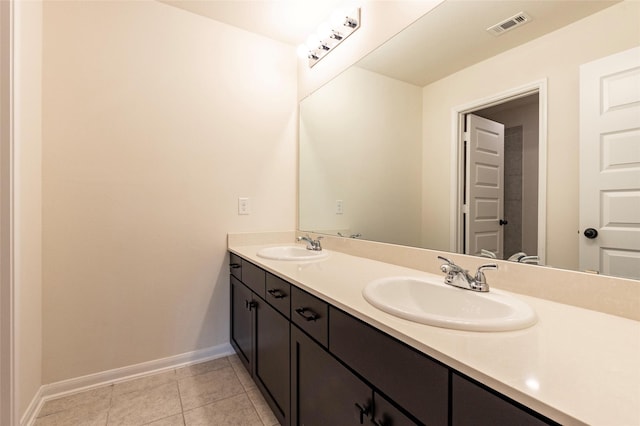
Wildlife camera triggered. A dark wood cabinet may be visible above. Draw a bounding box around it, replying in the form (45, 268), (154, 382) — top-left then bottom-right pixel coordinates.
(372, 392), (417, 426)
(229, 257), (290, 425)
(291, 286), (329, 348)
(291, 325), (372, 426)
(330, 307), (448, 425)
(266, 273), (291, 318)
(230, 275), (254, 373)
(229, 252), (557, 426)
(451, 373), (555, 426)
(255, 296), (290, 425)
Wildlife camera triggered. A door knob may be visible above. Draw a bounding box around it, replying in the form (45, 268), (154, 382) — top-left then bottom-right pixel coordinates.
(584, 228), (598, 239)
(499, 219), (508, 226)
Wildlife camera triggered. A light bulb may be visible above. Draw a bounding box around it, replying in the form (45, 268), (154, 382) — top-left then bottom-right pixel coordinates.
(305, 33), (321, 50)
(296, 44), (310, 59)
(330, 8), (347, 28)
(316, 22), (332, 40)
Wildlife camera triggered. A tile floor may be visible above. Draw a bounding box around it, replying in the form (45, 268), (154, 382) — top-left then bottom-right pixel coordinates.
(34, 354), (279, 426)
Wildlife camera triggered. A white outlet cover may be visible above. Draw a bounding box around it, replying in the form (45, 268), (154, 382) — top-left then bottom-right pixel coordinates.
(238, 197), (250, 215)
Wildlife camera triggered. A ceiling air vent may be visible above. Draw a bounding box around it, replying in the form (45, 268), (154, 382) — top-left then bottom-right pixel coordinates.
(487, 12), (532, 36)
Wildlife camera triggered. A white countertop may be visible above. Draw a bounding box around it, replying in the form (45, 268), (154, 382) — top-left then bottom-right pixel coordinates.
(229, 243), (640, 426)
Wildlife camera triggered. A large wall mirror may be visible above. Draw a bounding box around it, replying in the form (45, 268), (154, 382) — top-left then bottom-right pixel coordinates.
(299, 0), (640, 280)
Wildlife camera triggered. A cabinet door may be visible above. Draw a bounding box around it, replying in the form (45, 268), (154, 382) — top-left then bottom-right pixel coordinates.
(330, 307), (448, 425)
(451, 373), (555, 426)
(230, 276), (254, 374)
(291, 325), (372, 426)
(255, 299), (290, 426)
(372, 392), (417, 426)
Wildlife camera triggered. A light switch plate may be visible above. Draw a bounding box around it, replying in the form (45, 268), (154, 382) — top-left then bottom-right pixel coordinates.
(238, 197), (250, 215)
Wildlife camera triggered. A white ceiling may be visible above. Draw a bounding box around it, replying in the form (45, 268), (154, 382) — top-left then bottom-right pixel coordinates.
(357, 0), (620, 86)
(158, 0), (621, 86)
(158, 0), (353, 46)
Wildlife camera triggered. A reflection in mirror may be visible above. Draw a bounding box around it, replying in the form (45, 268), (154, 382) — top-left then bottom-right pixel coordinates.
(299, 0), (640, 279)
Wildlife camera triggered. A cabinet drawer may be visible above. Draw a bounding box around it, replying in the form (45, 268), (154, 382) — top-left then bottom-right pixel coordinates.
(229, 253), (242, 281)
(241, 260), (265, 299)
(451, 373), (555, 426)
(291, 286), (328, 347)
(329, 307), (448, 425)
(265, 273), (291, 319)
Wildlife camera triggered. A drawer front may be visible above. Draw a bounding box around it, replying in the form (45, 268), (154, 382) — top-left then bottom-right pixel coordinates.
(241, 260), (266, 299)
(291, 286), (328, 347)
(329, 307), (448, 425)
(265, 273), (291, 319)
(229, 253), (242, 281)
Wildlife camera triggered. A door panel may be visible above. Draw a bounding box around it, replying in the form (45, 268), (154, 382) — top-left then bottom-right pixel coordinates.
(579, 46), (640, 279)
(291, 326), (371, 426)
(255, 300), (290, 425)
(230, 277), (253, 373)
(466, 114), (505, 258)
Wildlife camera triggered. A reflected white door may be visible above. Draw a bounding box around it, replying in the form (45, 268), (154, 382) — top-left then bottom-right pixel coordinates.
(579, 46), (640, 279)
(465, 114), (505, 258)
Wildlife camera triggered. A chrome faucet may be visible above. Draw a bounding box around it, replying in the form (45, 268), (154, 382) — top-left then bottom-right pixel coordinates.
(297, 234), (323, 251)
(337, 232), (362, 239)
(437, 256), (497, 292)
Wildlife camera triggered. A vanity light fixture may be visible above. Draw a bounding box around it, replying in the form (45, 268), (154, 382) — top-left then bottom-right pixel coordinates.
(297, 7), (361, 68)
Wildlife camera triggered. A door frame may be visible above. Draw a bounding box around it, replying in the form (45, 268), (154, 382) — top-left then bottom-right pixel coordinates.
(0, 0), (15, 425)
(450, 79), (548, 264)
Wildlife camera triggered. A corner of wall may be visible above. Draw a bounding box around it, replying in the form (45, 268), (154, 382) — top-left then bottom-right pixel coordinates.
(14, 0), (43, 421)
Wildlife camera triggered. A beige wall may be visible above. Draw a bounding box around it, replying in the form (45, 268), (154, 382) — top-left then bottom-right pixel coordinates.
(300, 66), (422, 246)
(14, 0), (43, 419)
(422, 1), (640, 271)
(297, 0), (444, 100)
(41, 0), (296, 383)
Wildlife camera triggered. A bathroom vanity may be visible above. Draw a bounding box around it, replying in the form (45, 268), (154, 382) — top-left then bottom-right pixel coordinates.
(227, 237), (640, 426)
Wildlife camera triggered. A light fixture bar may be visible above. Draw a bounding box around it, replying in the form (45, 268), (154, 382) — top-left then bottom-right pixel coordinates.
(306, 8), (361, 68)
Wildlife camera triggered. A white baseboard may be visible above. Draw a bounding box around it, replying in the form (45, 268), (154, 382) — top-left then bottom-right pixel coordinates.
(21, 342), (234, 426)
(20, 387), (44, 426)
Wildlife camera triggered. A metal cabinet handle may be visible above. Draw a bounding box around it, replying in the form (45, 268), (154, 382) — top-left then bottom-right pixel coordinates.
(295, 307), (319, 321)
(245, 300), (257, 311)
(354, 403), (370, 424)
(230, 263), (241, 269)
(267, 288), (286, 299)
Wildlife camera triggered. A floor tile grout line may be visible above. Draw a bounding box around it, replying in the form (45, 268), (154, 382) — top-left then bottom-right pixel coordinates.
(36, 355), (278, 426)
(245, 391), (271, 426)
(175, 372), (187, 426)
(105, 384), (114, 426)
(230, 363), (269, 425)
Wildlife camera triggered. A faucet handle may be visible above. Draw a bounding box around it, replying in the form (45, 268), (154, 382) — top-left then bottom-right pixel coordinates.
(475, 263), (498, 282)
(437, 255), (455, 265)
(438, 256), (464, 274)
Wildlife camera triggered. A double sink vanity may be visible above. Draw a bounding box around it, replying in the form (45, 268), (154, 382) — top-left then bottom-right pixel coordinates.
(228, 234), (639, 426)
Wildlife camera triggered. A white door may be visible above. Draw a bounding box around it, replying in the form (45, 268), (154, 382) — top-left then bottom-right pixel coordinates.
(579, 46), (640, 279)
(465, 114), (505, 258)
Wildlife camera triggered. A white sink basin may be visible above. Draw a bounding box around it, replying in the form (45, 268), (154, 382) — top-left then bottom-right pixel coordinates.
(363, 276), (536, 332)
(257, 246), (329, 261)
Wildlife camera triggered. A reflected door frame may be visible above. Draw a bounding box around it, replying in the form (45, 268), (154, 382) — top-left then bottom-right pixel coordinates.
(0, 1), (15, 425)
(450, 79), (548, 264)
